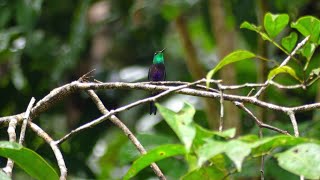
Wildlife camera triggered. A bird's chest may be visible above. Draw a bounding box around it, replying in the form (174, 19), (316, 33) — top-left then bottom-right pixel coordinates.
(149, 64), (165, 81)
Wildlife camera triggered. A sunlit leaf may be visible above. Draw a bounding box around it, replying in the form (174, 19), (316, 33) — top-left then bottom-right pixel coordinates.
(275, 143), (320, 179)
(157, 103), (196, 152)
(267, 66), (301, 82)
(250, 135), (313, 156)
(291, 16), (320, 44)
(181, 166), (226, 180)
(214, 128), (236, 139)
(240, 21), (262, 31)
(197, 140), (226, 166)
(225, 140), (251, 171)
(206, 50), (255, 87)
(282, 32), (298, 52)
(0, 141), (59, 180)
(264, 13), (289, 38)
(123, 144), (186, 180)
(240, 21), (272, 41)
(119, 133), (175, 165)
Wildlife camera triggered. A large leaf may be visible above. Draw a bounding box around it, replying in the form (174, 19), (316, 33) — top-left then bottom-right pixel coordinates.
(0, 141), (59, 180)
(281, 32), (298, 52)
(264, 13), (289, 38)
(225, 140), (251, 171)
(157, 103), (196, 152)
(251, 135), (313, 156)
(197, 139), (251, 171)
(181, 166), (226, 180)
(206, 50), (255, 87)
(267, 65), (301, 82)
(275, 143), (320, 179)
(123, 144), (186, 180)
(197, 140), (226, 166)
(119, 133), (175, 165)
(291, 16), (320, 44)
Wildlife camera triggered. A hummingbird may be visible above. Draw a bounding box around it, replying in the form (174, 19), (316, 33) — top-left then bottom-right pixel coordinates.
(148, 48), (166, 115)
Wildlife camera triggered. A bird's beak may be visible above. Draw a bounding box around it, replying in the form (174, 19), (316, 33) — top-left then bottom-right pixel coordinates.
(160, 48), (166, 53)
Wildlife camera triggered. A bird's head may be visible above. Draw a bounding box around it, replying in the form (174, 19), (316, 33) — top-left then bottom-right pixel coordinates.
(153, 48), (165, 64)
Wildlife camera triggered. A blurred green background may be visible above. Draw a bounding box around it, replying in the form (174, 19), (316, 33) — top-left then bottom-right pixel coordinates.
(0, 0), (320, 179)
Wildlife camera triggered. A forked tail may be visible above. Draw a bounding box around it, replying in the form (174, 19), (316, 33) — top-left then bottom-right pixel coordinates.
(149, 92), (158, 115)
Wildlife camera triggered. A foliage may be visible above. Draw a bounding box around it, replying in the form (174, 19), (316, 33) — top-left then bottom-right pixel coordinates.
(122, 103), (320, 179)
(0, 141), (58, 180)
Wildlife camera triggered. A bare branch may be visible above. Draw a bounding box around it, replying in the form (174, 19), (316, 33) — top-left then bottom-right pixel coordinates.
(19, 97), (36, 145)
(29, 122), (67, 180)
(85, 90), (166, 179)
(234, 102), (290, 135)
(287, 111), (299, 137)
(57, 79), (205, 144)
(3, 118), (18, 177)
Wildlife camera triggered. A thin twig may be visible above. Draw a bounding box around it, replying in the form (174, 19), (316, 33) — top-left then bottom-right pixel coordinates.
(19, 97), (36, 144)
(2, 118), (18, 177)
(259, 128), (265, 180)
(287, 111), (299, 137)
(29, 122), (67, 180)
(218, 85), (224, 132)
(254, 36), (310, 98)
(85, 90), (166, 179)
(234, 102), (290, 135)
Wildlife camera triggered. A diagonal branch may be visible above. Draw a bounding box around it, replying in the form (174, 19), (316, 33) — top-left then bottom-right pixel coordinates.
(85, 89), (166, 179)
(234, 102), (290, 135)
(29, 122), (67, 180)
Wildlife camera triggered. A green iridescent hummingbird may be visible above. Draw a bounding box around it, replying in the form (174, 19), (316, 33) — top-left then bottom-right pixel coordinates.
(148, 49), (166, 115)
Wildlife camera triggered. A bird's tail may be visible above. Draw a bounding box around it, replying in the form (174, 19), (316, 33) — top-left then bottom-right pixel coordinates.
(149, 92), (158, 115)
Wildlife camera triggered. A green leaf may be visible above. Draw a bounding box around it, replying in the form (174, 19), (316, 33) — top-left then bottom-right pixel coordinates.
(123, 144), (186, 180)
(225, 140), (251, 171)
(291, 16), (320, 44)
(281, 32), (298, 52)
(197, 140), (226, 166)
(157, 102), (196, 152)
(119, 133), (175, 165)
(264, 13), (289, 38)
(275, 143), (320, 179)
(0, 141), (59, 180)
(206, 50), (255, 87)
(214, 128), (236, 139)
(181, 166), (226, 180)
(240, 21), (272, 42)
(308, 68), (320, 81)
(251, 135), (313, 156)
(267, 66), (301, 82)
(301, 42), (317, 70)
(197, 139), (250, 171)
(240, 21), (262, 31)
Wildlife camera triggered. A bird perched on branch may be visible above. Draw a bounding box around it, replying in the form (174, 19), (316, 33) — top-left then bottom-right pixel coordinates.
(148, 48), (166, 115)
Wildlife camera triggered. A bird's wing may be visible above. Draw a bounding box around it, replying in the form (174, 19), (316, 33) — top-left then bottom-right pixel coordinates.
(164, 66), (166, 81)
